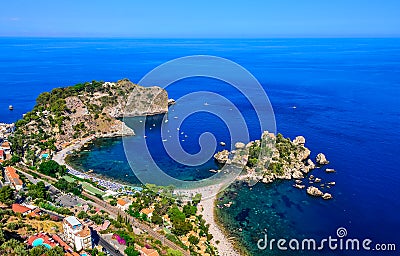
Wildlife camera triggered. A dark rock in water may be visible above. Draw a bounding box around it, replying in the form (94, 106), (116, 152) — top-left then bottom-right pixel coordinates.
(282, 195), (292, 208)
(235, 208), (250, 222)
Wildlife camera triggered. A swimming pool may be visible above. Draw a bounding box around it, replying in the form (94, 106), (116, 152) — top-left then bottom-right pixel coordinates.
(32, 238), (52, 249)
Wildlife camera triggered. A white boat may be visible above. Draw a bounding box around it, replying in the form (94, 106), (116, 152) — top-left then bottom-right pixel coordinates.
(9, 105), (13, 110)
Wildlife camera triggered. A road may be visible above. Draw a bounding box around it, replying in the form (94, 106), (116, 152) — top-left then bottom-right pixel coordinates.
(15, 166), (190, 256)
(91, 228), (122, 256)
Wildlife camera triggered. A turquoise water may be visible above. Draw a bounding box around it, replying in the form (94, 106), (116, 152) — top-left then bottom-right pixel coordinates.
(1, 38), (399, 255)
(32, 238), (51, 249)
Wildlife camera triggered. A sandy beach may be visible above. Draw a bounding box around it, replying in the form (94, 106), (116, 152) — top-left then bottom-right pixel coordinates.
(178, 184), (240, 256)
(199, 194), (239, 256)
(52, 135), (95, 166)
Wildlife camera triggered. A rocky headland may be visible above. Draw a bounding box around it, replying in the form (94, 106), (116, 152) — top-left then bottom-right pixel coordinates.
(9, 79), (169, 164)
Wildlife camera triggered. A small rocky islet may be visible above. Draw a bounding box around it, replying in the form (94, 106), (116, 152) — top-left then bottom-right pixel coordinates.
(214, 131), (336, 201)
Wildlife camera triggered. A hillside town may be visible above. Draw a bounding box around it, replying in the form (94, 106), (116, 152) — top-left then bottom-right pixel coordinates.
(0, 81), (221, 256)
(1, 121), (215, 256)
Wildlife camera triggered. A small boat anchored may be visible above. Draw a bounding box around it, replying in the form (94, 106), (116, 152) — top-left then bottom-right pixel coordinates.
(9, 105), (13, 110)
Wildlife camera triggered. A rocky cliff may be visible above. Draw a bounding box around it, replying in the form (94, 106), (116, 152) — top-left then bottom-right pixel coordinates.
(9, 79), (168, 163)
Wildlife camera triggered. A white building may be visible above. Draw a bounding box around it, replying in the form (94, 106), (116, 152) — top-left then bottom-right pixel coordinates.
(116, 198), (132, 211)
(63, 216), (92, 252)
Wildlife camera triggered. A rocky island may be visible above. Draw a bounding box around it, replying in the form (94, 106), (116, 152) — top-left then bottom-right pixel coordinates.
(8, 79), (169, 164)
(214, 131), (335, 200)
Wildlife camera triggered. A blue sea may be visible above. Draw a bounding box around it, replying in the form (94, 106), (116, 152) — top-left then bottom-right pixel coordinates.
(1, 38), (399, 255)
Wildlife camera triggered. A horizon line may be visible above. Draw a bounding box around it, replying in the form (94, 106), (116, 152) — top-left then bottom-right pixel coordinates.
(1, 35), (400, 39)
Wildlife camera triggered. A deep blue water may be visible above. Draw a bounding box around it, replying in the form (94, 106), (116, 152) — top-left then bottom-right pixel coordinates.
(1, 38), (399, 255)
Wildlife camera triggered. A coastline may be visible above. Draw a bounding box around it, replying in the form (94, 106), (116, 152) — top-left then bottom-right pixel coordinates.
(192, 184), (240, 256)
(213, 188), (251, 256)
(52, 132), (133, 191)
(53, 132), (241, 255)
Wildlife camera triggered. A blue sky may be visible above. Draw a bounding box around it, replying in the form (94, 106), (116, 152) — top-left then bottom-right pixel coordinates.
(1, 0), (399, 37)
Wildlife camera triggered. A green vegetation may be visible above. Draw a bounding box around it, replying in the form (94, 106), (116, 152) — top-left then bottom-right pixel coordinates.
(89, 214), (105, 225)
(87, 248), (107, 256)
(27, 181), (48, 200)
(64, 174), (107, 193)
(188, 235), (200, 245)
(275, 133), (295, 159)
(54, 178), (82, 195)
(247, 141), (261, 167)
(38, 160), (66, 178)
(0, 235), (64, 256)
(0, 186), (14, 206)
(125, 185), (216, 254)
(81, 181), (105, 196)
(9, 79), (136, 163)
(35, 199), (72, 215)
(124, 246), (140, 256)
(167, 249), (184, 256)
(151, 212), (163, 225)
(183, 203), (197, 217)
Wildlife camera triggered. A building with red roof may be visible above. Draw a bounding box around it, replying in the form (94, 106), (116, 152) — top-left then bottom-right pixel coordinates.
(12, 204), (33, 215)
(4, 166), (23, 190)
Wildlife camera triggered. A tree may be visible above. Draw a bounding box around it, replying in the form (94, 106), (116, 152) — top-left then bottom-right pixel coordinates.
(188, 235), (199, 245)
(110, 199), (117, 206)
(168, 206), (185, 223)
(0, 229), (5, 244)
(10, 155), (21, 164)
(124, 246), (140, 256)
(0, 186), (14, 206)
(39, 160), (66, 177)
(27, 181), (47, 199)
(77, 211), (89, 219)
(0, 239), (27, 255)
(89, 214), (104, 225)
(29, 245), (48, 256)
(47, 246), (64, 256)
(54, 178), (82, 195)
(183, 204), (197, 217)
(151, 213), (163, 225)
(167, 248), (183, 256)
(171, 219), (192, 236)
(192, 193), (202, 205)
